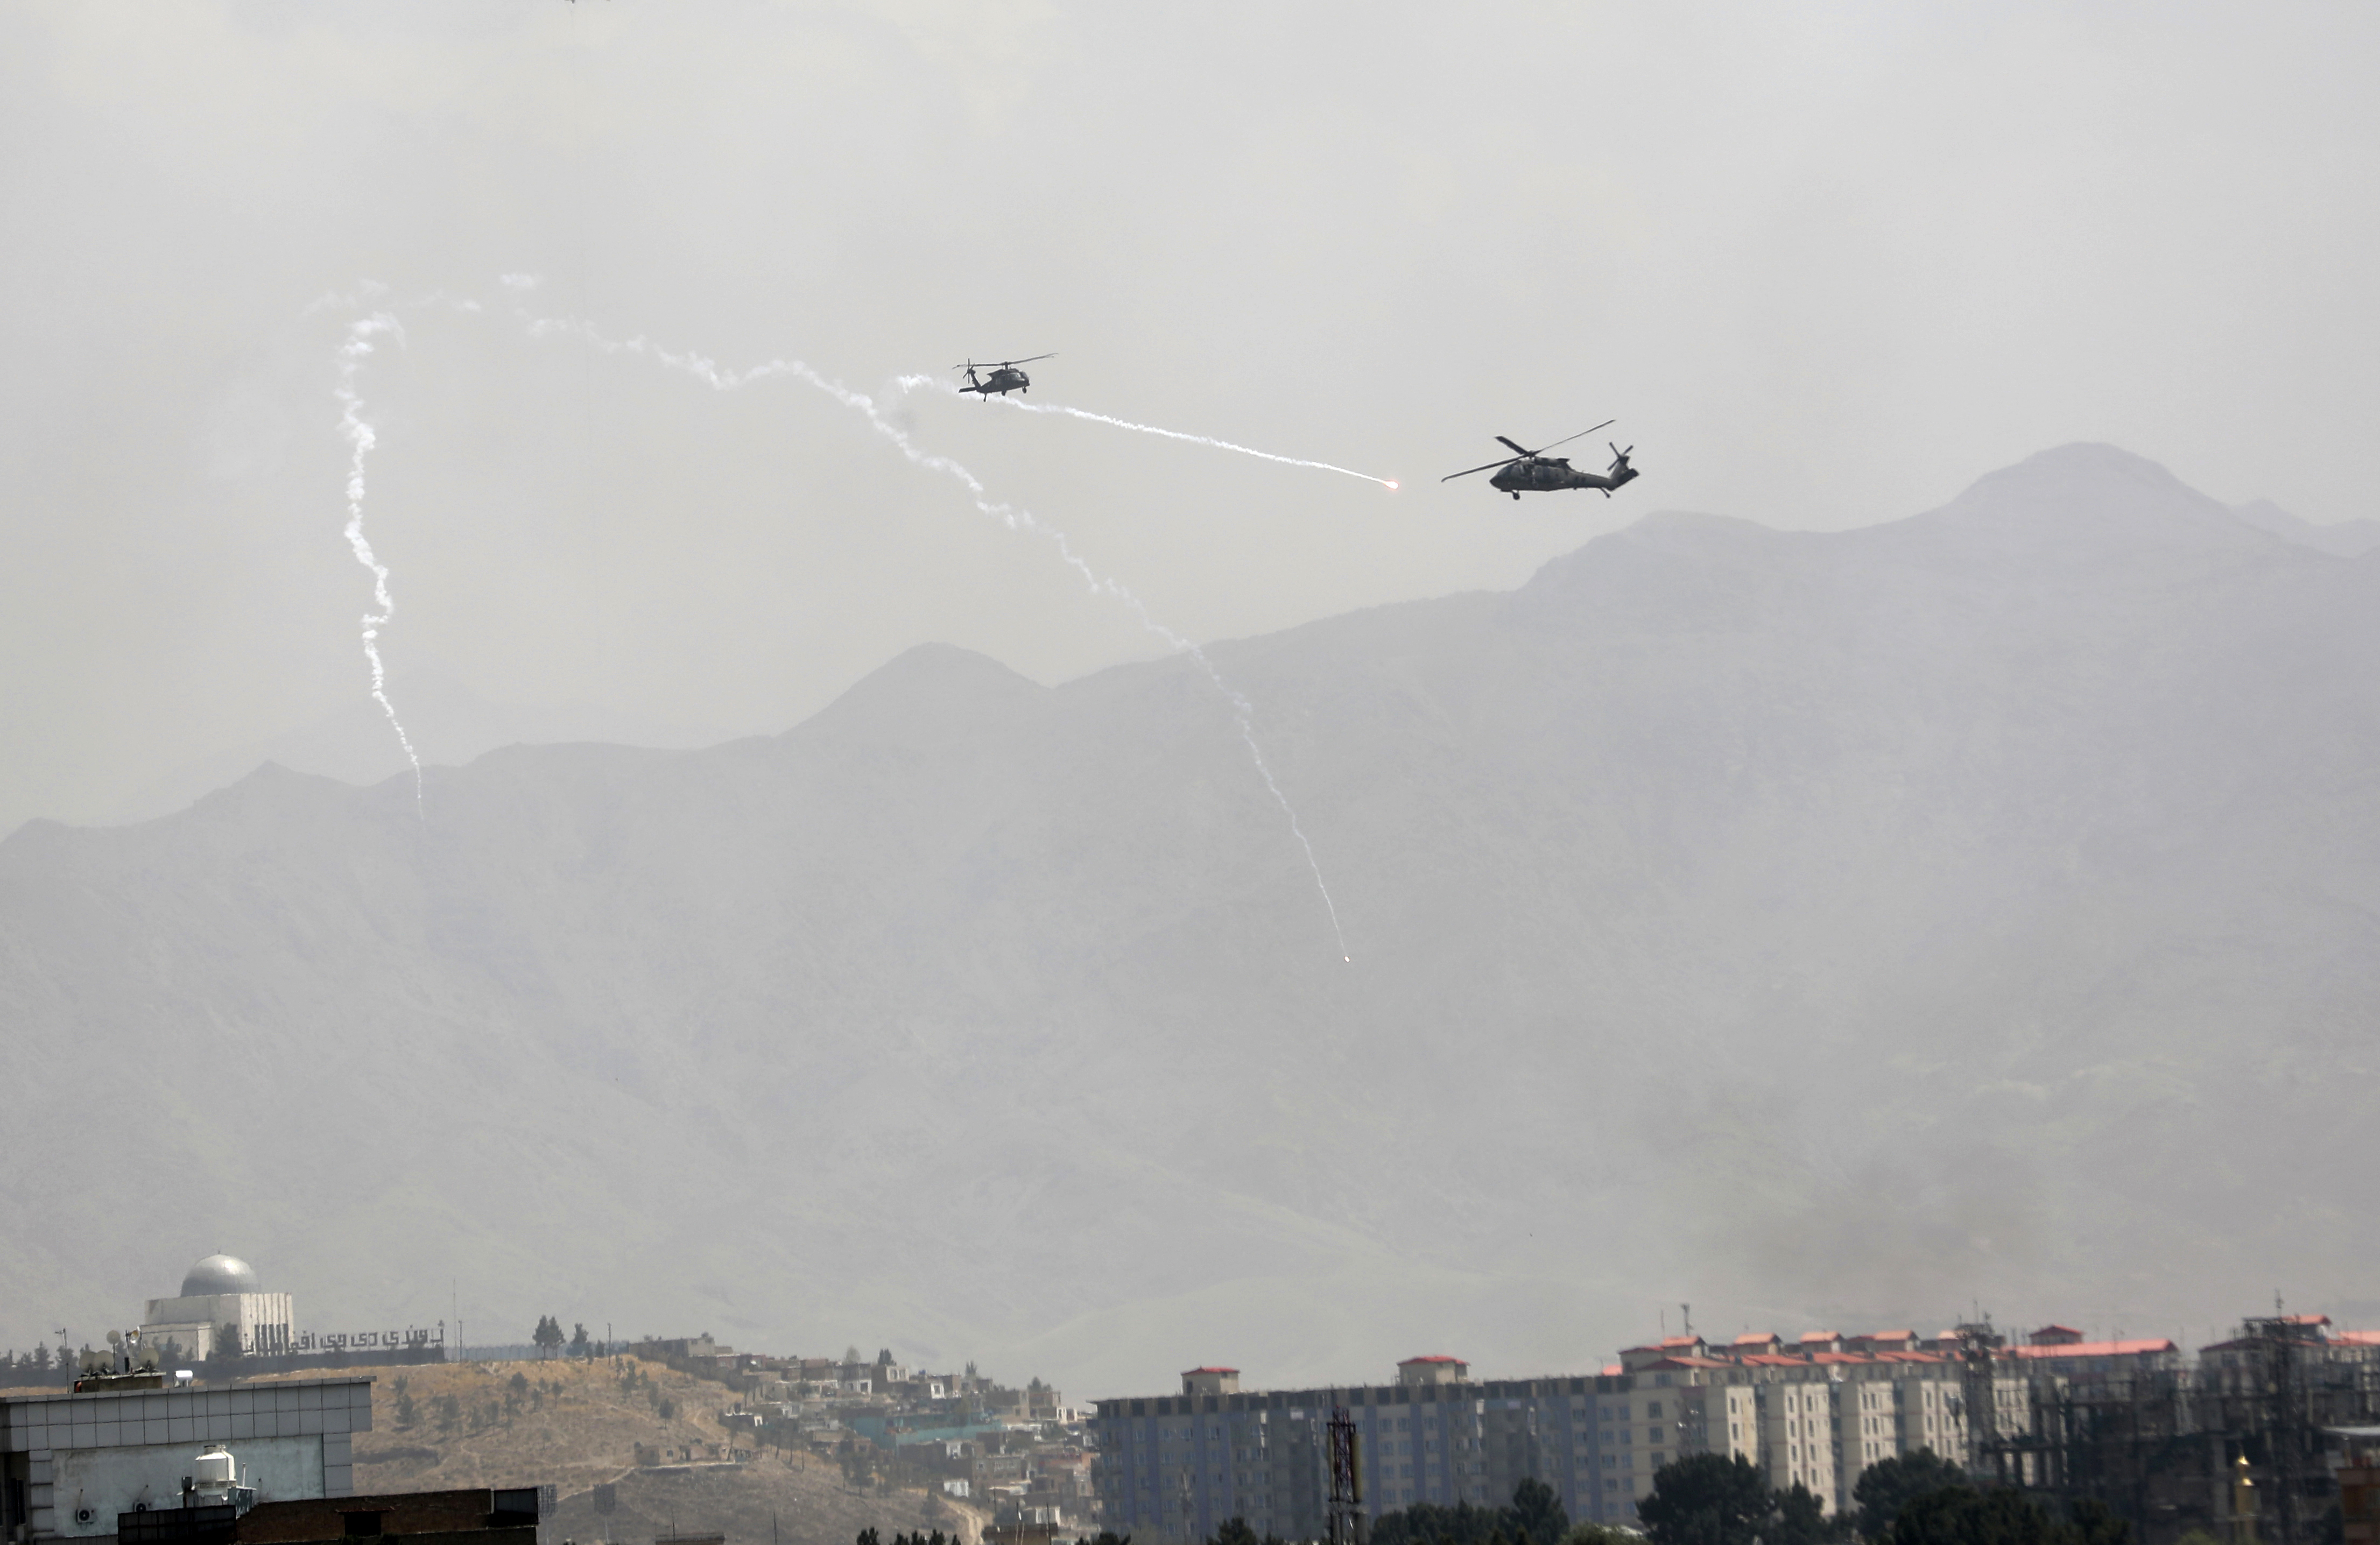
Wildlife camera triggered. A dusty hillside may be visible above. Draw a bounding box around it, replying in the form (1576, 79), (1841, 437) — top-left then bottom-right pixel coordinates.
(242, 1358), (968, 1545)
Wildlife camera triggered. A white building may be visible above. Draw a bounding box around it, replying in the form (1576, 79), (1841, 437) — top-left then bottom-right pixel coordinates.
(137, 1256), (294, 1360)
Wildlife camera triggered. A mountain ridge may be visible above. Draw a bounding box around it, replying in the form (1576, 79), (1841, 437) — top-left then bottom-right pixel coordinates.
(4, 443), (2377, 1396)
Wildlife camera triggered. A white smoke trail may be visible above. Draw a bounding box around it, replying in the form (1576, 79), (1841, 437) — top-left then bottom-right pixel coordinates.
(502, 307), (1352, 959)
(896, 373), (1398, 490)
(331, 310), (425, 814)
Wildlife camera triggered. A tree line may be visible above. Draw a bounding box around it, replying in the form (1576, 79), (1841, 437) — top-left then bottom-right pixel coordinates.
(1172, 1451), (2133, 1545)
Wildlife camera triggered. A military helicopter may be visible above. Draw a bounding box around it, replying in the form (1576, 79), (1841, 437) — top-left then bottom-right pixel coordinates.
(955, 354), (1055, 398)
(1441, 421), (1638, 499)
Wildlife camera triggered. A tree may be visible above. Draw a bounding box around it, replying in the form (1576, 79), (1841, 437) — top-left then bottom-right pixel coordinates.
(210, 1324), (245, 1362)
(2064, 1501), (2130, 1545)
(1212, 1520), (1260, 1545)
(571, 1323), (592, 1358)
(1510, 1478), (1570, 1545)
(1855, 1452), (1969, 1541)
(1885, 1486), (2063, 1545)
(534, 1316), (565, 1358)
(1638, 1454), (1775, 1545)
(1564, 1527), (1640, 1545)
(1776, 1483), (1847, 1545)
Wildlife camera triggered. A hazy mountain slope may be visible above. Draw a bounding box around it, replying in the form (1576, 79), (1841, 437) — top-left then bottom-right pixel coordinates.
(2234, 497), (2380, 558)
(4, 444), (2377, 1395)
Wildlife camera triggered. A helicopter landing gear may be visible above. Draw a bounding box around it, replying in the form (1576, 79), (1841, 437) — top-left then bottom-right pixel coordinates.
(1511, 491), (1521, 500)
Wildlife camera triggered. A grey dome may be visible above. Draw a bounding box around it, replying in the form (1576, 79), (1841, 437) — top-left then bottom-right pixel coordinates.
(179, 1254), (259, 1297)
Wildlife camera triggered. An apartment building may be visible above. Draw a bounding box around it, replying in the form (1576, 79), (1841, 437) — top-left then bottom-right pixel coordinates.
(1618, 1336), (1972, 1516)
(1097, 1322), (2158, 1542)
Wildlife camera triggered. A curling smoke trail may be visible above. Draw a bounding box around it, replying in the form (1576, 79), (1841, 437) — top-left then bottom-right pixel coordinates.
(895, 374), (1398, 490)
(332, 311), (425, 813)
(501, 307), (1352, 958)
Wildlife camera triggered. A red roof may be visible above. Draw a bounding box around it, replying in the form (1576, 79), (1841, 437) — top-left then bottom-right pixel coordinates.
(1733, 1333), (1780, 1346)
(1399, 1354), (1466, 1365)
(1182, 1366), (1240, 1375)
(1799, 1331), (1842, 1342)
(1600, 1365), (1622, 1377)
(2335, 1331), (2380, 1347)
(2004, 1338), (2174, 1360)
(2034, 1324), (2084, 1336)
(1641, 1356), (1731, 1370)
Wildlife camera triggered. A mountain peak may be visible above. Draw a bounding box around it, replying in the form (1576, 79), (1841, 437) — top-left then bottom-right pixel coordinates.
(1904, 442), (2271, 560)
(790, 641), (1047, 747)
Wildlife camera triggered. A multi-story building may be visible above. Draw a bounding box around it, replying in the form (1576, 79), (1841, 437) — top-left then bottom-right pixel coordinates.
(1093, 1314), (2380, 1544)
(1618, 1337), (1972, 1516)
(1089, 1338), (1987, 1543)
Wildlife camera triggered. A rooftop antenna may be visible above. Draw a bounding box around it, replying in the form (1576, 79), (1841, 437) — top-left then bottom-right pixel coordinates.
(1682, 1304), (1693, 1338)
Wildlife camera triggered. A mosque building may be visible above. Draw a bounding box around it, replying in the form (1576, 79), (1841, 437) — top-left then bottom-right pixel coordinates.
(136, 1254), (294, 1359)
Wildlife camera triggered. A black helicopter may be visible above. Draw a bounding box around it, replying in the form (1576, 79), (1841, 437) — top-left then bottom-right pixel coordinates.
(956, 354), (1055, 398)
(1442, 421), (1638, 500)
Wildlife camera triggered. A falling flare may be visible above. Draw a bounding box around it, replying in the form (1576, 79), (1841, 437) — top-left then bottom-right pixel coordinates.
(895, 375), (1398, 490)
(374, 290), (1351, 957)
(331, 311), (425, 815)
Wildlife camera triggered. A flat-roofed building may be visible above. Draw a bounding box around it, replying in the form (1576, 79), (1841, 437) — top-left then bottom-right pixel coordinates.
(1, 1378), (369, 1542)
(1094, 1357), (1650, 1543)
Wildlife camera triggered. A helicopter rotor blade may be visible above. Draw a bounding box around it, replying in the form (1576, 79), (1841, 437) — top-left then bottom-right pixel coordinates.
(1526, 420), (1615, 457)
(1441, 455), (1527, 482)
(991, 353), (1057, 368)
(1495, 436), (1532, 457)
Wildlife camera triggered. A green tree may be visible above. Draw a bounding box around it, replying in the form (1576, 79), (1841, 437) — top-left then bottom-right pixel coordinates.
(1371, 1499), (1500, 1545)
(1776, 1483), (1846, 1545)
(1564, 1526), (1641, 1545)
(2065, 1500), (2130, 1545)
(1639, 1453), (1775, 1545)
(1886, 1486), (2058, 1545)
(1855, 1452), (1969, 1541)
(210, 1324), (245, 1363)
(1510, 1478), (1570, 1545)
(571, 1323), (592, 1358)
(1211, 1519), (1260, 1545)
(534, 1316), (565, 1358)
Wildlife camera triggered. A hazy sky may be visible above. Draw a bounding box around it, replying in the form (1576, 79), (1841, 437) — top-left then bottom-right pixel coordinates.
(4, 1), (2375, 836)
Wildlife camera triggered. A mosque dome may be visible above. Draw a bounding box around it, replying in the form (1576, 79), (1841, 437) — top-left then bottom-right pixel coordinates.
(179, 1254), (260, 1297)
